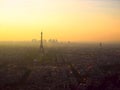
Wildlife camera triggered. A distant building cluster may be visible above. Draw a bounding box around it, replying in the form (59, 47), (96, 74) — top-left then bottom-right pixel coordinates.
(32, 39), (59, 44)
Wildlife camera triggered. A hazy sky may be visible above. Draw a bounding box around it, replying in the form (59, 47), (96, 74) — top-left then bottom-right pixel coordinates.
(0, 0), (120, 42)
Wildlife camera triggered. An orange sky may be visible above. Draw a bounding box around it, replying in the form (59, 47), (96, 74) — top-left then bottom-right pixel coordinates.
(0, 0), (120, 42)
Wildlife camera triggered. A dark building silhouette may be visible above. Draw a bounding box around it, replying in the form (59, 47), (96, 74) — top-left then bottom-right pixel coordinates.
(40, 32), (44, 55)
(100, 42), (102, 48)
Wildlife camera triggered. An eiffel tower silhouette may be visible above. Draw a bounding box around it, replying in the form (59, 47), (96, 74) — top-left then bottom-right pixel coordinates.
(40, 32), (44, 55)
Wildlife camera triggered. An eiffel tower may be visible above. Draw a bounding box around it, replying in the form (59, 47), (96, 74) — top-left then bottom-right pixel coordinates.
(40, 32), (44, 55)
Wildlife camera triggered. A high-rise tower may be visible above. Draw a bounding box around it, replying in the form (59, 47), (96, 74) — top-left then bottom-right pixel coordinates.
(40, 32), (44, 55)
(100, 42), (102, 48)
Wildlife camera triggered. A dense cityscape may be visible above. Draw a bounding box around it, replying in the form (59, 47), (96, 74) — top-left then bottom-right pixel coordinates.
(0, 41), (120, 90)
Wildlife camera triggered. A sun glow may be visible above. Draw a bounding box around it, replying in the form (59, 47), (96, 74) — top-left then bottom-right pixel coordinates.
(0, 0), (120, 42)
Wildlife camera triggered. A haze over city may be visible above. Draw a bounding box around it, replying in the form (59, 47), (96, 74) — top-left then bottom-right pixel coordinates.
(0, 1), (120, 90)
(0, 0), (120, 42)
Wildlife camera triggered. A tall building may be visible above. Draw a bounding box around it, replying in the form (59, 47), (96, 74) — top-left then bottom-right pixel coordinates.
(40, 32), (44, 55)
(100, 42), (102, 48)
